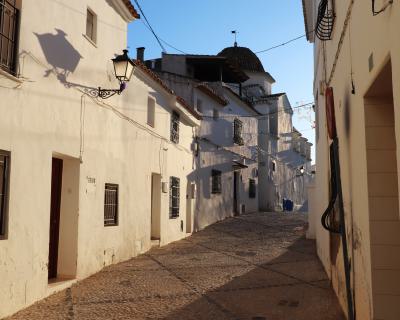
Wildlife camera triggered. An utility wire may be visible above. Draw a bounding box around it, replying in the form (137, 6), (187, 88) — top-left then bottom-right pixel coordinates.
(200, 102), (314, 119)
(133, 0), (167, 53)
(255, 30), (314, 55)
(140, 20), (188, 54)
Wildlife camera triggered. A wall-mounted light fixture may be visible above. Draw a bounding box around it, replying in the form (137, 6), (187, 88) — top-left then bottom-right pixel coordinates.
(98, 50), (135, 99)
(296, 166), (305, 177)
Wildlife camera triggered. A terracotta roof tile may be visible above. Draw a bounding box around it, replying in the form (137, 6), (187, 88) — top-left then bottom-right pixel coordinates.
(122, 0), (140, 19)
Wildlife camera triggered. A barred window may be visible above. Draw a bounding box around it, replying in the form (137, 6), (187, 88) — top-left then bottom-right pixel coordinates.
(211, 170), (222, 194)
(104, 184), (118, 226)
(233, 118), (244, 145)
(170, 111), (180, 144)
(0, 0), (20, 75)
(169, 177), (180, 219)
(249, 179), (256, 198)
(0, 150), (10, 237)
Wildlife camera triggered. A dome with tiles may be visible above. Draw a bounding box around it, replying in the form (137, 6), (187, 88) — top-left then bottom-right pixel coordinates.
(218, 45), (265, 73)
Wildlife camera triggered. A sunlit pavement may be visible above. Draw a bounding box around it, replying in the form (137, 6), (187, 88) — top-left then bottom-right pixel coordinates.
(7, 212), (345, 320)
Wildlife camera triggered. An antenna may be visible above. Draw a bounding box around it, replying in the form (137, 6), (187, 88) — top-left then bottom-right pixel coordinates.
(231, 30), (238, 47)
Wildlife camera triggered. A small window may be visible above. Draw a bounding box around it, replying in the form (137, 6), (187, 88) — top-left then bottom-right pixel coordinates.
(213, 108), (219, 120)
(0, 150), (10, 238)
(272, 161), (276, 172)
(86, 8), (97, 43)
(147, 97), (155, 127)
(196, 99), (203, 113)
(249, 179), (256, 198)
(170, 111), (180, 144)
(211, 170), (222, 194)
(104, 183), (118, 226)
(169, 177), (180, 219)
(233, 118), (244, 145)
(0, 0), (20, 75)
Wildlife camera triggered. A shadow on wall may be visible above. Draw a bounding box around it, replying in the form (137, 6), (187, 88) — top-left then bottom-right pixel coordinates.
(187, 142), (247, 231)
(34, 29), (82, 79)
(31, 28), (101, 96)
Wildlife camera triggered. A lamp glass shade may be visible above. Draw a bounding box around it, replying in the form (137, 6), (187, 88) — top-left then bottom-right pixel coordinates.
(112, 50), (134, 82)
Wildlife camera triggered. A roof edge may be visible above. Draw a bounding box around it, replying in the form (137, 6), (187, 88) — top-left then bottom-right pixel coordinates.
(110, 0), (140, 22)
(132, 59), (202, 121)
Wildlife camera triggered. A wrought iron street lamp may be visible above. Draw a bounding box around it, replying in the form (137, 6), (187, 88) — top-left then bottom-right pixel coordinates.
(98, 50), (135, 99)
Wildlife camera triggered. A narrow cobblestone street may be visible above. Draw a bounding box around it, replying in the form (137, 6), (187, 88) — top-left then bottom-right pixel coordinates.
(7, 212), (344, 320)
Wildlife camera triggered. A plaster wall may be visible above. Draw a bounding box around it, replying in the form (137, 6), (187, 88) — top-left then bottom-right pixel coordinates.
(306, 0), (400, 318)
(0, 1), (198, 317)
(255, 95), (311, 211)
(193, 88), (259, 230)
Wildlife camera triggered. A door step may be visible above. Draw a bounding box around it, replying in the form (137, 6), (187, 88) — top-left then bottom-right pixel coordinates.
(151, 239), (160, 248)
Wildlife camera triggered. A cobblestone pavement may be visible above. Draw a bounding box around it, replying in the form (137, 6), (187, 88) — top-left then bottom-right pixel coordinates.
(7, 212), (345, 320)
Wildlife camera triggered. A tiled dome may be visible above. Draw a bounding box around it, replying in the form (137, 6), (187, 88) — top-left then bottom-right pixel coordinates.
(218, 46), (265, 73)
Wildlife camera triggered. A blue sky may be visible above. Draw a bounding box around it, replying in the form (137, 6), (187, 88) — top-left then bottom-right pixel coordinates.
(127, 0), (315, 160)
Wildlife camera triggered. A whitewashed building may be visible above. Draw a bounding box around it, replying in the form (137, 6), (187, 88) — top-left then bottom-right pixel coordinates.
(0, 1), (201, 318)
(145, 53), (260, 230)
(217, 45), (313, 212)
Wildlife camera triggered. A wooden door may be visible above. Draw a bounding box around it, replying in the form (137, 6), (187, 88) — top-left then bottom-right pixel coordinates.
(48, 158), (63, 279)
(233, 172), (239, 216)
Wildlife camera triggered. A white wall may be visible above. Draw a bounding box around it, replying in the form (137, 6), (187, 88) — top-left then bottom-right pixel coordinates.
(0, 1), (198, 317)
(193, 87), (259, 230)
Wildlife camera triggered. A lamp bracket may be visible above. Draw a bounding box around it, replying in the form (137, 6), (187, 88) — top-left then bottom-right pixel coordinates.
(97, 82), (126, 99)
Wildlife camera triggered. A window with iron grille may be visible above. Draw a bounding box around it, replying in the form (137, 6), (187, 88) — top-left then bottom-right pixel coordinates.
(233, 118), (244, 145)
(0, 150), (10, 238)
(104, 183), (118, 226)
(249, 179), (256, 198)
(86, 8), (97, 43)
(169, 177), (180, 219)
(170, 111), (180, 143)
(0, 0), (20, 75)
(211, 170), (222, 194)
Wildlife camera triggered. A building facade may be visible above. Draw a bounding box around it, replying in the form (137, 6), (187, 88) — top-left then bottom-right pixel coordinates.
(0, 1), (200, 317)
(303, 0), (400, 319)
(217, 45), (313, 212)
(144, 53), (259, 231)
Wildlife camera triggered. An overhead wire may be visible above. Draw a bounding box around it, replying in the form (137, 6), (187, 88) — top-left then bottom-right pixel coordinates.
(140, 20), (188, 54)
(200, 102), (314, 119)
(133, 0), (168, 53)
(255, 30), (315, 55)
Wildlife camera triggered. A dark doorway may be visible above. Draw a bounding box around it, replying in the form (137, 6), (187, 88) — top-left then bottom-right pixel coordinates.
(48, 158), (63, 279)
(234, 171), (239, 216)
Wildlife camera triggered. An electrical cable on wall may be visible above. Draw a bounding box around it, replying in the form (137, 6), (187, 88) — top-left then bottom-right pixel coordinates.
(372, 0), (393, 15)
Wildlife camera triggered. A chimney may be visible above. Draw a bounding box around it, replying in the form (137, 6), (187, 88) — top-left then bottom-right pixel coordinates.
(136, 47), (145, 62)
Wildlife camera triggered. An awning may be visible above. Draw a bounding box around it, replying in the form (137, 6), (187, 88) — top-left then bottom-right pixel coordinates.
(232, 160), (248, 169)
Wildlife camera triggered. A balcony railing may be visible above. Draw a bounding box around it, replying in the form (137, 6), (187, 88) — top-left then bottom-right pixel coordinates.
(315, 0), (335, 41)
